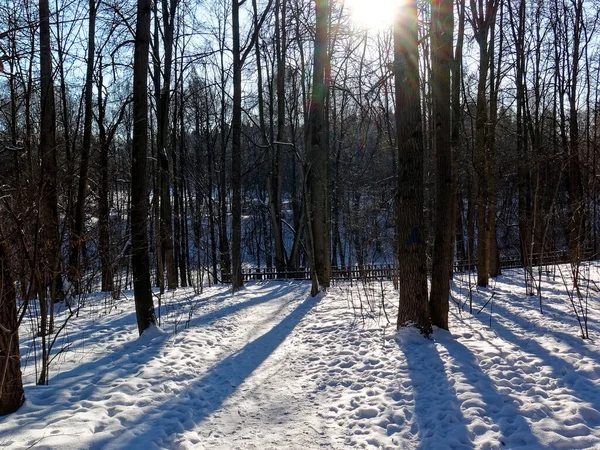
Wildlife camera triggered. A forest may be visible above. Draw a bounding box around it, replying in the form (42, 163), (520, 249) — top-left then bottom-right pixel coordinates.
(0, 0), (600, 446)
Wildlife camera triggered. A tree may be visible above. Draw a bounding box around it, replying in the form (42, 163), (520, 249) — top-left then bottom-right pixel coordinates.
(452, 0), (466, 272)
(96, 58), (129, 295)
(306, 0), (331, 293)
(155, 0), (179, 292)
(566, 0), (584, 266)
(131, 0), (157, 335)
(507, 0), (530, 292)
(0, 236), (24, 415)
(38, 0), (60, 384)
(267, 0), (287, 275)
(429, 0), (454, 330)
(469, 0), (499, 288)
(230, 0), (272, 290)
(69, 0), (97, 290)
(394, 0), (432, 334)
(486, 1), (502, 279)
(231, 0), (243, 290)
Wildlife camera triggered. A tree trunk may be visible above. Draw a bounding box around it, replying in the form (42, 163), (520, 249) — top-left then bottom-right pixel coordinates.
(39, 0), (60, 367)
(0, 238), (25, 415)
(471, 0), (497, 287)
(97, 62), (114, 294)
(157, 0), (179, 291)
(269, 0), (287, 274)
(429, 0), (454, 330)
(69, 0), (96, 289)
(55, 6), (74, 262)
(131, 0), (157, 335)
(487, 4), (502, 278)
(176, 68), (188, 288)
(394, 0), (432, 335)
(218, 26), (231, 282)
(452, 0), (466, 271)
(568, 0), (584, 264)
(307, 0), (330, 291)
(203, 90), (219, 282)
(152, 0), (163, 291)
(466, 172), (476, 266)
(508, 0), (533, 293)
(231, 0), (244, 290)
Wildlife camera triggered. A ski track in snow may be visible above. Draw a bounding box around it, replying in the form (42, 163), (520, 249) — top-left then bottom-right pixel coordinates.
(1, 266), (600, 449)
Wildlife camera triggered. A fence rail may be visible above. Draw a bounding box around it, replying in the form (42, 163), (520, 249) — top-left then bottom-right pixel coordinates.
(222, 248), (597, 283)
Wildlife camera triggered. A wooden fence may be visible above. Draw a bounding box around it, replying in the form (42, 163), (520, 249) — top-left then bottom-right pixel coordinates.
(222, 248), (597, 283)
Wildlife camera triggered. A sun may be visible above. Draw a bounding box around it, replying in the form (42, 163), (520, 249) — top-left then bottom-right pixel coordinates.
(343, 0), (398, 31)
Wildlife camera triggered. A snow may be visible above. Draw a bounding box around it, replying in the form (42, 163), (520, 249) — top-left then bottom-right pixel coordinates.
(1, 266), (600, 449)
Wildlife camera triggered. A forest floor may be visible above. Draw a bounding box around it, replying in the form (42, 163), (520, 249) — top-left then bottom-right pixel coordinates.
(1, 264), (600, 449)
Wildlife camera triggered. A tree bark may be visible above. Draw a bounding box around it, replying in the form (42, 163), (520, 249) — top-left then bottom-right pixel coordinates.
(38, 0), (60, 381)
(0, 238), (25, 416)
(307, 0), (331, 291)
(429, 0), (454, 330)
(131, 0), (157, 335)
(231, 0), (244, 290)
(487, 4), (502, 278)
(470, 0), (497, 287)
(394, 0), (432, 335)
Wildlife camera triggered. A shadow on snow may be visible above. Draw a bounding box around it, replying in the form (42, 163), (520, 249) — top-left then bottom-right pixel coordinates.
(89, 291), (321, 449)
(396, 334), (474, 449)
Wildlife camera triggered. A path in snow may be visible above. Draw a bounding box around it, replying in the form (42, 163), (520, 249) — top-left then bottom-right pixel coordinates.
(1, 283), (335, 449)
(1, 266), (600, 449)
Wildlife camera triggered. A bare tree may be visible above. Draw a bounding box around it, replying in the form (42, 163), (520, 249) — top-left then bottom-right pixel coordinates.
(231, 0), (272, 290)
(69, 0), (97, 290)
(38, 0), (61, 384)
(0, 234), (24, 415)
(231, 0), (243, 290)
(394, 0), (432, 334)
(469, 0), (499, 287)
(131, 0), (157, 334)
(306, 0), (331, 293)
(429, 0), (454, 330)
(156, 0), (179, 291)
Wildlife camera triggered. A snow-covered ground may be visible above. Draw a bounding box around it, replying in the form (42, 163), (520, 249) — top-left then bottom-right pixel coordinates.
(1, 265), (600, 449)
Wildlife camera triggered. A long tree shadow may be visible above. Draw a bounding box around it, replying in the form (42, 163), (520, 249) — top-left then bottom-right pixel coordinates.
(1, 283), (301, 439)
(53, 283), (293, 383)
(186, 282), (299, 329)
(0, 325), (171, 447)
(475, 299), (600, 412)
(53, 283), (282, 356)
(493, 271), (600, 316)
(17, 298), (159, 390)
(434, 331), (543, 449)
(89, 292), (322, 449)
(475, 288), (600, 361)
(396, 333), (473, 449)
(453, 278), (599, 359)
